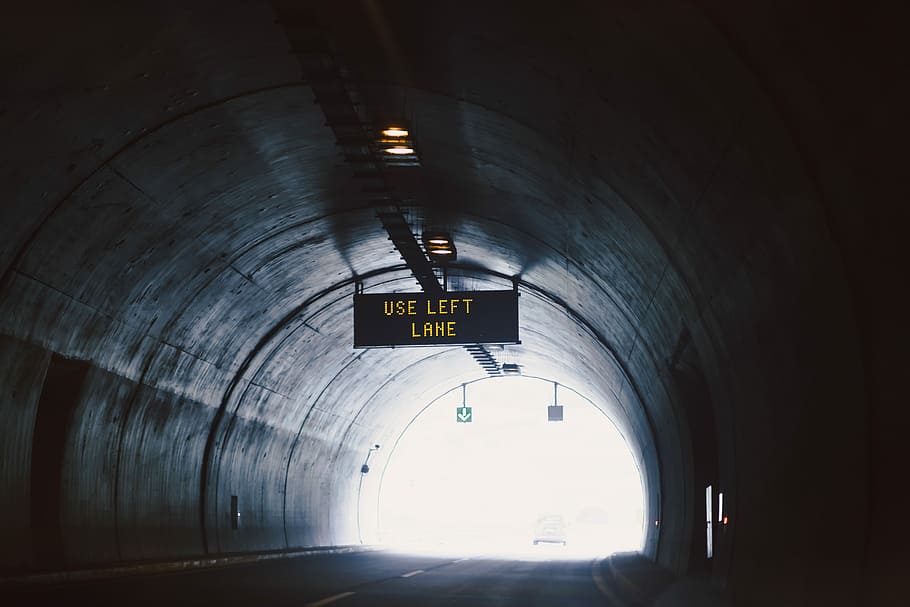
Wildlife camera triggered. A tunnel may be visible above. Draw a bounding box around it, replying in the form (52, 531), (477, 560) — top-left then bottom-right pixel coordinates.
(0, 1), (906, 606)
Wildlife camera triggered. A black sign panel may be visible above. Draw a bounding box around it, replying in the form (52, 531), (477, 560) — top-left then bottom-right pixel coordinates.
(354, 290), (519, 347)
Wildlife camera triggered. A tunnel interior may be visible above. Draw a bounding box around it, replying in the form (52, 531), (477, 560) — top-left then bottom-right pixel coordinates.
(1, 2), (906, 606)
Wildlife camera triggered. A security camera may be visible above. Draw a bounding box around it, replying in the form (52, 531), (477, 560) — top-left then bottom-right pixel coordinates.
(374, 444), (381, 449)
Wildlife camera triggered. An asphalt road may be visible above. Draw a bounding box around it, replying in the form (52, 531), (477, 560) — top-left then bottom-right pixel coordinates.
(7, 549), (619, 606)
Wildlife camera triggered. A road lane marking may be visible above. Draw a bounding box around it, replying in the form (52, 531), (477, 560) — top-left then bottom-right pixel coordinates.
(400, 569), (425, 578)
(305, 591), (356, 606)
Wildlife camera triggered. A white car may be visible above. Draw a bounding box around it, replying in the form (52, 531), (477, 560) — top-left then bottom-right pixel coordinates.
(533, 514), (567, 545)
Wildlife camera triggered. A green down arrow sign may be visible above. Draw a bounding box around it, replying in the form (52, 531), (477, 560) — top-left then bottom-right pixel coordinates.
(456, 406), (472, 423)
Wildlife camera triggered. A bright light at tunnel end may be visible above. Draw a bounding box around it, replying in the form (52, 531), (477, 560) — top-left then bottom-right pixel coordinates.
(370, 376), (646, 559)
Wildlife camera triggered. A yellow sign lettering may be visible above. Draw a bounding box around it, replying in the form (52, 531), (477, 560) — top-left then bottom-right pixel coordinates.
(425, 298), (477, 315)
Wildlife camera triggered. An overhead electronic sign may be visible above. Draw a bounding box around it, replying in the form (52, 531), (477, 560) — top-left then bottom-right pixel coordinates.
(353, 290), (519, 347)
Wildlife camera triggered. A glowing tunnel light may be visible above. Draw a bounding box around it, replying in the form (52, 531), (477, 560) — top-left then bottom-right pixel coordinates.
(375, 122), (419, 165)
(423, 232), (456, 262)
(381, 127), (409, 137)
(384, 145), (415, 155)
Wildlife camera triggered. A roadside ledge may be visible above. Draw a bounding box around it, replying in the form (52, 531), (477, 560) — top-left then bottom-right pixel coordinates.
(0, 544), (384, 589)
(594, 552), (730, 607)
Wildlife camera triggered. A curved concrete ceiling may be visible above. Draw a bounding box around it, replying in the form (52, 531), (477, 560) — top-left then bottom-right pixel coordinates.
(1, 1), (905, 605)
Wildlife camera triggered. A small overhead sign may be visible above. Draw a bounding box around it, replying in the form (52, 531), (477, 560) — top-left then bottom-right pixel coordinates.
(353, 290), (519, 347)
(547, 405), (564, 422)
(456, 406), (473, 423)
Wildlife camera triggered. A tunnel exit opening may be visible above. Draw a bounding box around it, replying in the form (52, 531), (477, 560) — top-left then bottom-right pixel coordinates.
(372, 376), (646, 557)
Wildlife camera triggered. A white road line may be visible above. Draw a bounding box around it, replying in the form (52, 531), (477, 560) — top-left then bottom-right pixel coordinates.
(400, 569), (425, 578)
(305, 591), (356, 606)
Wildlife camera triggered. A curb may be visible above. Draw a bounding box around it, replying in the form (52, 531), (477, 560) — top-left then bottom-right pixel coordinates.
(604, 554), (649, 605)
(1, 544), (384, 589)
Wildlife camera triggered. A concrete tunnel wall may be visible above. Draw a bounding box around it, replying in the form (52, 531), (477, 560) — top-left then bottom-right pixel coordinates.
(1, 1), (904, 605)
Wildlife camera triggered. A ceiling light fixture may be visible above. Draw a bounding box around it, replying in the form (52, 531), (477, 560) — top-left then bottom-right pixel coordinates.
(381, 127), (409, 137)
(423, 231), (456, 262)
(375, 122), (419, 166)
(384, 146), (415, 155)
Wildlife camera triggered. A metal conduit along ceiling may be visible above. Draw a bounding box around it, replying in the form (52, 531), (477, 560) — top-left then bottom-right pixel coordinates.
(0, 1), (905, 606)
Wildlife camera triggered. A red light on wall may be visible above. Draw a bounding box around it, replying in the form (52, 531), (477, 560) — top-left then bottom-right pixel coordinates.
(655, 520), (660, 526)
(722, 516), (729, 525)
